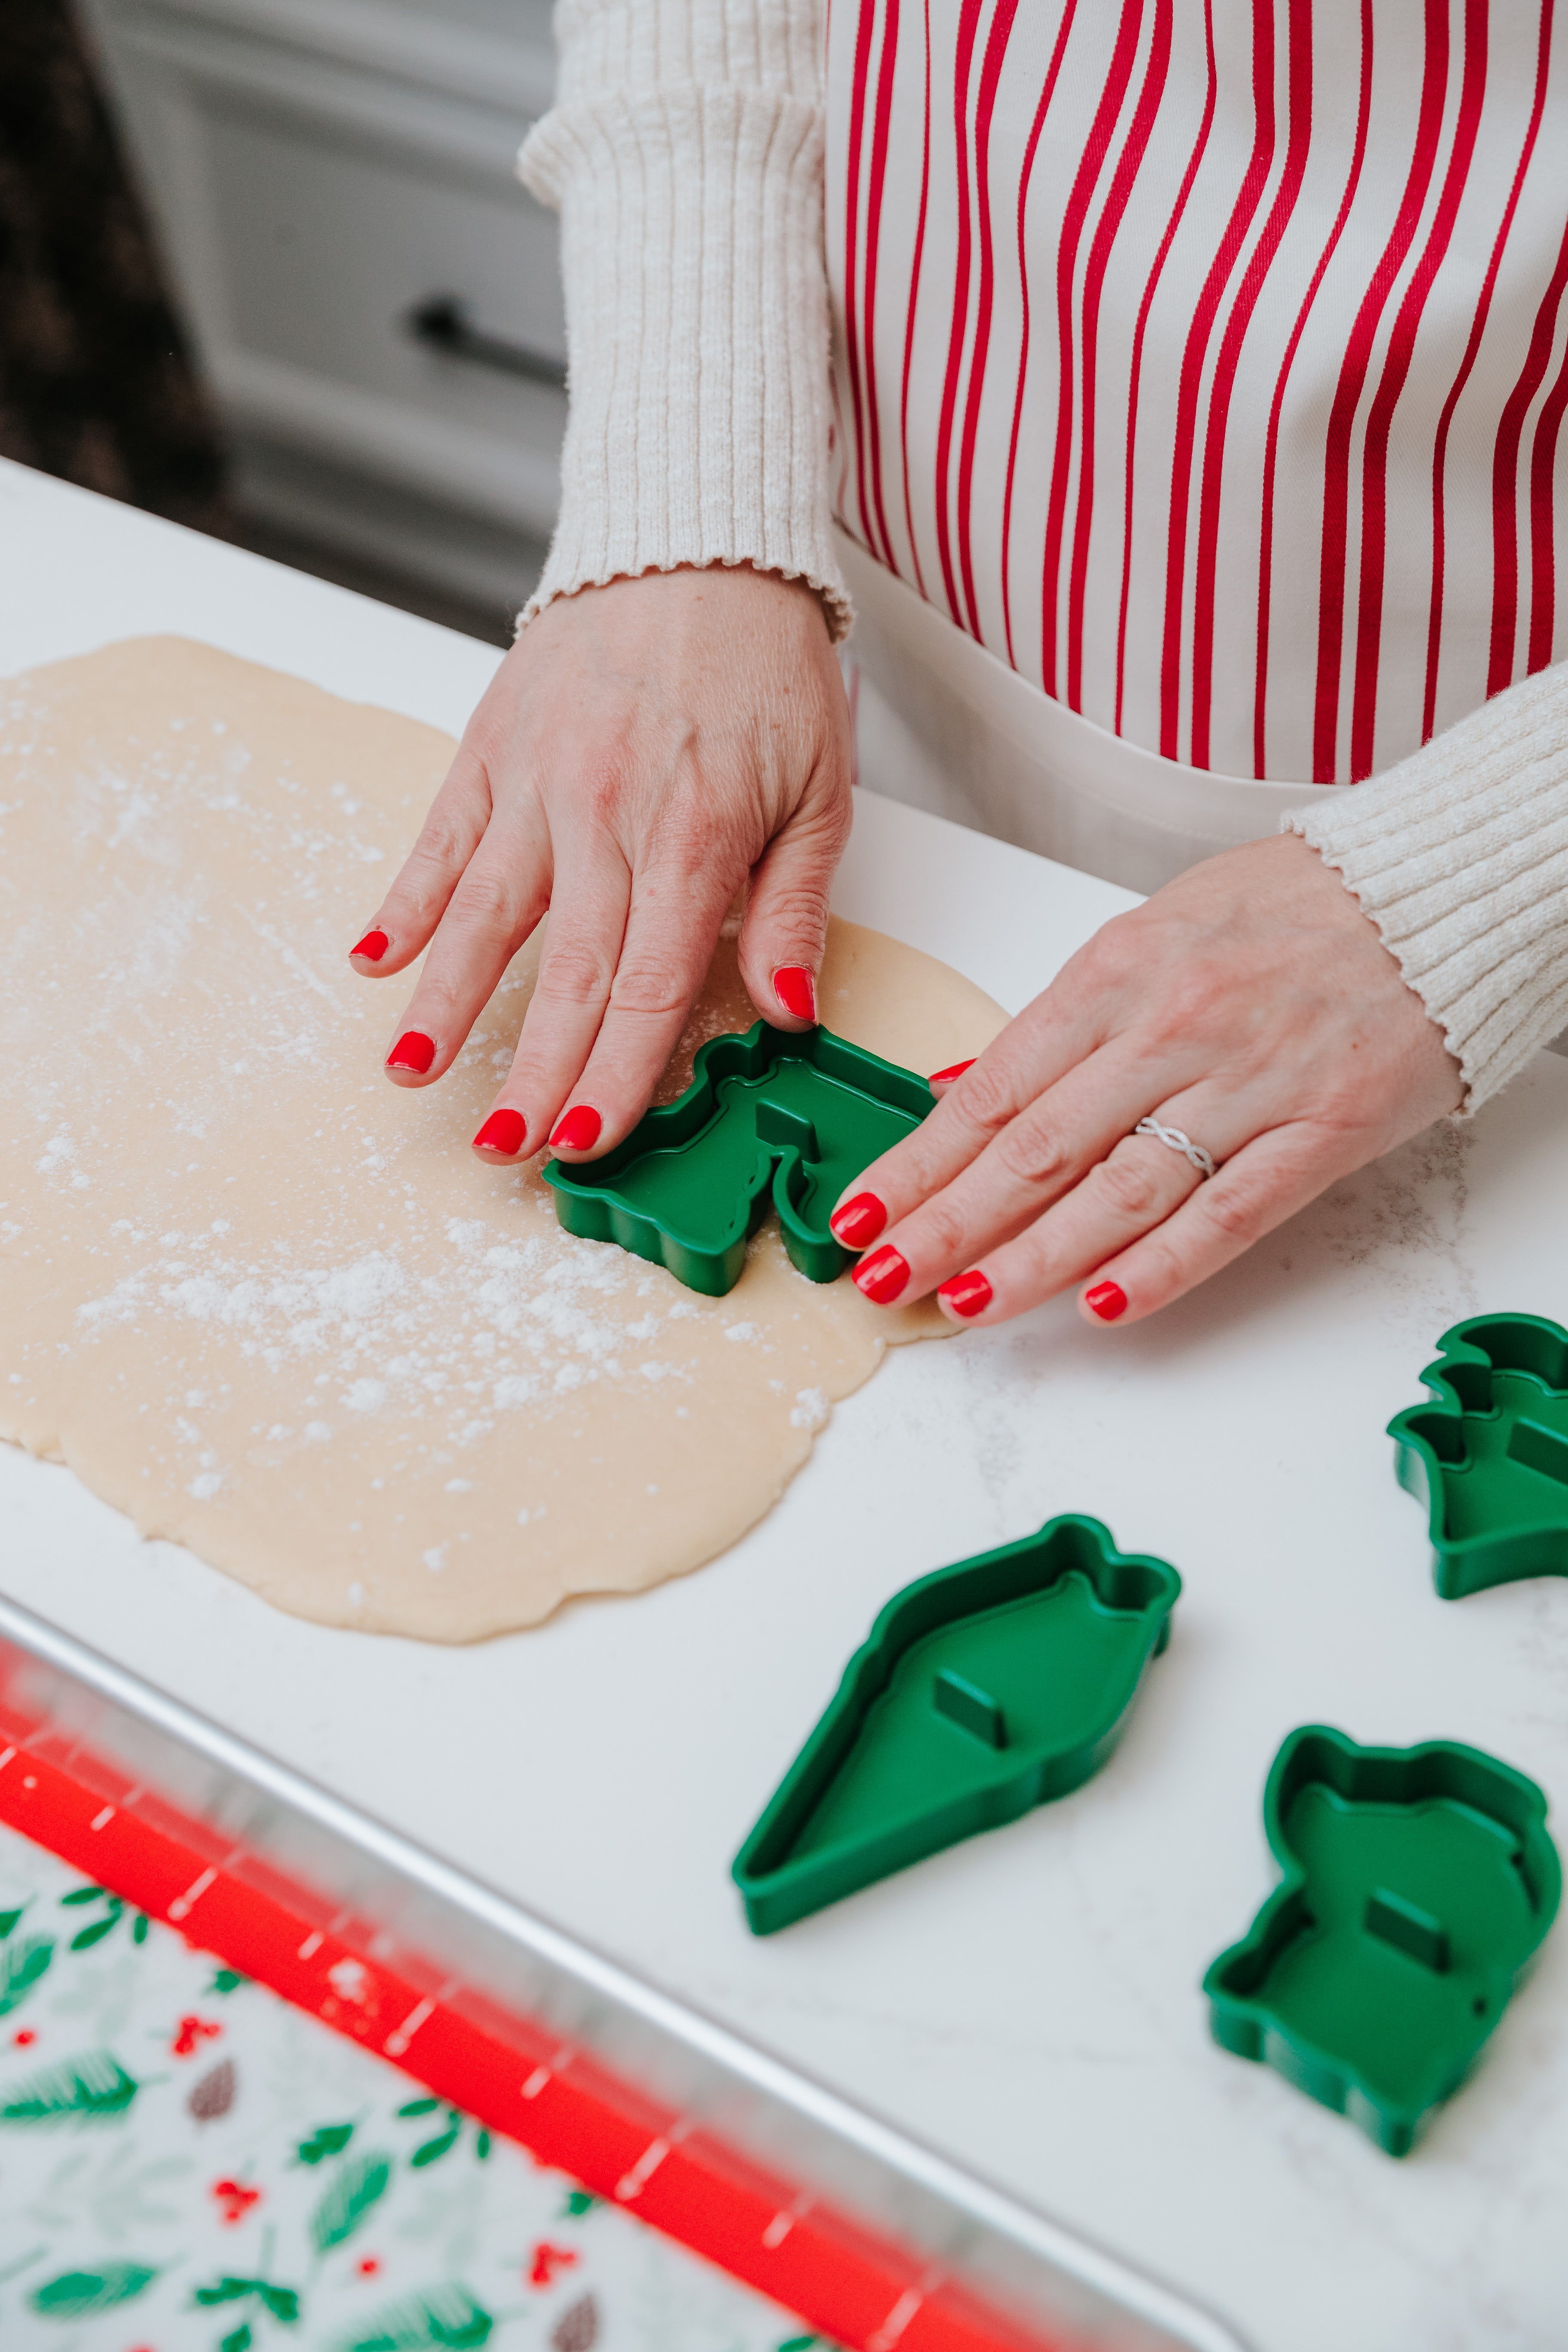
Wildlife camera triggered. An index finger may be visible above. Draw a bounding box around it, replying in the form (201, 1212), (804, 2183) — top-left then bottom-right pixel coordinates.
(548, 860), (740, 1155)
(827, 980), (1109, 1250)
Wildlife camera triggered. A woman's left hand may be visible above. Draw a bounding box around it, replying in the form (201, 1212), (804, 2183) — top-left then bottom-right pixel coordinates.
(829, 832), (1464, 1329)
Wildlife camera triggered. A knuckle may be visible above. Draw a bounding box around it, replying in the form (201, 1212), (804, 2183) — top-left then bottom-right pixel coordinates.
(1086, 1145), (1167, 1224)
(645, 806), (714, 874)
(1075, 913), (1139, 989)
(447, 866), (521, 937)
(1197, 1175), (1267, 1246)
(756, 877), (832, 939)
(814, 799), (854, 859)
(609, 954), (690, 1021)
(948, 1058), (1016, 1140)
(576, 755), (635, 825)
(412, 799), (481, 875)
(392, 844), (473, 927)
(910, 1194), (971, 1265)
(992, 1112), (1072, 1192)
(465, 699), (521, 769)
(537, 940), (616, 1008)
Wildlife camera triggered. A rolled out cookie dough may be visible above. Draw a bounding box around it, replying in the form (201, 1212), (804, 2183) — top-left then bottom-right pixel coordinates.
(0, 638), (1007, 1640)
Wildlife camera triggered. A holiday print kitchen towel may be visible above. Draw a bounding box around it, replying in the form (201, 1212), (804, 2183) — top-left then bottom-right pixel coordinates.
(0, 1822), (828, 2352)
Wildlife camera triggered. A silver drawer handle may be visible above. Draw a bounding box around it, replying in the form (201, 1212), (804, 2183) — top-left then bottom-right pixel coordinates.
(405, 295), (566, 390)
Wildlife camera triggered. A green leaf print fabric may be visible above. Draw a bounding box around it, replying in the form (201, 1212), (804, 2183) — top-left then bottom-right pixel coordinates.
(30, 2262), (159, 2316)
(0, 1824), (836, 2352)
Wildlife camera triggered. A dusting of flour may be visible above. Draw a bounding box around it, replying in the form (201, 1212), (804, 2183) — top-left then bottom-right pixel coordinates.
(0, 640), (1005, 1638)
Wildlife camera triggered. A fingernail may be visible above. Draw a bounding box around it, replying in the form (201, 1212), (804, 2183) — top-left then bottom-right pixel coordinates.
(929, 1058), (976, 1087)
(473, 1108), (527, 1157)
(939, 1268), (992, 1319)
(550, 1105), (603, 1152)
(351, 929), (389, 962)
(773, 966), (818, 1025)
(853, 1245), (909, 1305)
(1084, 1280), (1127, 1322)
(386, 1031), (435, 1074)
(830, 1192), (887, 1249)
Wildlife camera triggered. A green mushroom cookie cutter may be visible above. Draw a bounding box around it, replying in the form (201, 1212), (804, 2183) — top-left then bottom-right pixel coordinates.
(542, 1021), (934, 1297)
(1389, 1312), (1568, 1599)
(732, 1515), (1181, 1935)
(1204, 1726), (1561, 2156)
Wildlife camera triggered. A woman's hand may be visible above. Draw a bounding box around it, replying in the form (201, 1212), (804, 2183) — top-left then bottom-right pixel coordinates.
(828, 832), (1463, 1328)
(347, 564), (852, 1161)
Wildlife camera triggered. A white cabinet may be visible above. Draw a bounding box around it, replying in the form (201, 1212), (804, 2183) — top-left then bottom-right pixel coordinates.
(80, 0), (565, 610)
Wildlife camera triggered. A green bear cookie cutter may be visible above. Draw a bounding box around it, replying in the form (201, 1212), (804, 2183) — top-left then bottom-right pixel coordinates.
(1204, 1726), (1560, 2156)
(1389, 1311), (1568, 1599)
(543, 1022), (934, 1298)
(732, 1514), (1181, 1934)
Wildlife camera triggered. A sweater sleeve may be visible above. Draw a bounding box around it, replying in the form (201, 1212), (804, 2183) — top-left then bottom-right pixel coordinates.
(516, 0), (847, 637)
(1283, 661), (1568, 1113)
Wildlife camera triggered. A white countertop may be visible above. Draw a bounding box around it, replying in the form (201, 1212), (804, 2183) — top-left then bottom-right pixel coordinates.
(5, 459), (1568, 2352)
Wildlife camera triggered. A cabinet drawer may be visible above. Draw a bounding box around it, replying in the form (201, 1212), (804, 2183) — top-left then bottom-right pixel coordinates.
(211, 93), (566, 516)
(85, 0), (567, 534)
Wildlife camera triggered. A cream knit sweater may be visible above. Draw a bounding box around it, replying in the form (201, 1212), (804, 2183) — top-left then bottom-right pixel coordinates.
(520, 0), (1568, 1113)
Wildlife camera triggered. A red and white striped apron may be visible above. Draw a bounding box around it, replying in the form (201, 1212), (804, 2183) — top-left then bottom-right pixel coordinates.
(825, 0), (1568, 784)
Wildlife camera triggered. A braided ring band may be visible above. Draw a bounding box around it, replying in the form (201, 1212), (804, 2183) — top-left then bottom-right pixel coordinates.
(1133, 1116), (1217, 1180)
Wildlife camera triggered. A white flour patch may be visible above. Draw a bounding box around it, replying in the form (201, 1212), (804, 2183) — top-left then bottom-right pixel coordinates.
(73, 1219), (698, 1445)
(4, 643), (986, 1638)
(36, 1132), (75, 1176)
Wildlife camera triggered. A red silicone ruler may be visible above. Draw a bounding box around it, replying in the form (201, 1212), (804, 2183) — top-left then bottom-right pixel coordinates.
(0, 1692), (1060, 2352)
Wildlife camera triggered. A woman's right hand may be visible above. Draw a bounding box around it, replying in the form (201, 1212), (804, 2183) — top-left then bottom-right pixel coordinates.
(345, 562), (854, 1163)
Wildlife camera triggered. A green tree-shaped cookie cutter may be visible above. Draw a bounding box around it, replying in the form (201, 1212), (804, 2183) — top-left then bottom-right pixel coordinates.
(1204, 1726), (1560, 2155)
(1389, 1311), (1568, 1598)
(732, 1514), (1181, 1933)
(543, 1022), (935, 1296)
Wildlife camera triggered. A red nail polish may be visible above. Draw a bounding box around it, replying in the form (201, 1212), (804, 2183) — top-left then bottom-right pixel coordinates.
(351, 929), (388, 962)
(830, 1192), (887, 1249)
(387, 1031), (435, 1074)
(939, 1268), (992, 1319)
(550, 1105), (603, 1152)
(853, 1245), (909, 1305)
(928, 1058), (976, 1087)
(1084, 1280), (1127, 1322)
(773, 966), (818, 1024)
(473, 1108), (527, 1156)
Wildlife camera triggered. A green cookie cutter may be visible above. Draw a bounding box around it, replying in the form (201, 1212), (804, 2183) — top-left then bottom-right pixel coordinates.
(543, 1021), (934, 1297)
(1389, 1312), (1568, 1599)
(1204, 1726), (1560, 2156)
(732, 1515), (1181, 1935)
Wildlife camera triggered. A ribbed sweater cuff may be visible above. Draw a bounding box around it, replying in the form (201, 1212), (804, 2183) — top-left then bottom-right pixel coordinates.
(517, 83), (848, 638)
(1283, 661), (1568, 1112)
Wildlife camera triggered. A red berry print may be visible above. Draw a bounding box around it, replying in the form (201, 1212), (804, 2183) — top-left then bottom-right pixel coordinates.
(357, 2257), (382, 2278)
(172, 2013), (222, 2057)
(11, 2028), (37, 2047)
(212, 2177), (261, 2224)
(529, 2243), (580, 2288)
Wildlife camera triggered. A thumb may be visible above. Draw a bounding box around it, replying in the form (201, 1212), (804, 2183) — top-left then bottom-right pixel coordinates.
(736, 793), (851, 1029)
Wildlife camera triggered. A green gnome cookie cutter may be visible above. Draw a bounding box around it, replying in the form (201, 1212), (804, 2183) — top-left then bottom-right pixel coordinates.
(543, 1022), (934, 1298)
(1390, 1312), (1568, 1598)
(732, 1515), (1181, 1934)
(1204, 1725), (1560, 2156)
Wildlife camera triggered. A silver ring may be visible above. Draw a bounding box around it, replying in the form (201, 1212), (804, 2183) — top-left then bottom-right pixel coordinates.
(1133, 1117), (1217, 1179)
